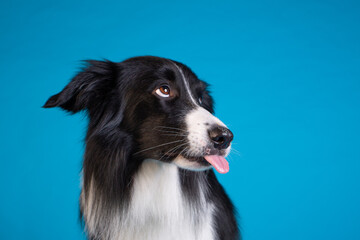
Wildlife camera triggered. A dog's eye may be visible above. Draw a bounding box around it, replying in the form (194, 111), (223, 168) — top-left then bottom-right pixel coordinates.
(198, 96), (203, 105)
(155, 86), (171, 98)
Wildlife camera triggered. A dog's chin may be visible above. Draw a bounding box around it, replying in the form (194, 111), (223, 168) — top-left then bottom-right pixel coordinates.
(172, 155), (213, 172)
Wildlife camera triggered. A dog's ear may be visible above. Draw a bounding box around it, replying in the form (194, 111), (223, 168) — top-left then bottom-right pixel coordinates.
(43, 60), (118, 113)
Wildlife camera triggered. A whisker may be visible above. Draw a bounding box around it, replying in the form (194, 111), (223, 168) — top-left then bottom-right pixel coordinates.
(229, 147), (242, 157)
(227, 154), (234, 163)
(158, 142), (188, 161)
(154, 126), (188, 132)
(133, 140), (185, 155)
(167, 142), (188, 155)
(178, 146), (189, 158)
(182, 147), (194, 159)
(154, 127), (202, 138)
(155, 130), (187, 135)
(154, 129), (182, 134)
(160, 133), (188, 137)
(154, 127), (191, 138)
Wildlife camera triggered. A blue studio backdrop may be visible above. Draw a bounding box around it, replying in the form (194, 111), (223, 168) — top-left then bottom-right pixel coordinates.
(1, 0), (359, 239)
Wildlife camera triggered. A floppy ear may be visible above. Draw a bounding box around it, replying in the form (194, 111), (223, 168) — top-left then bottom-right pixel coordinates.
(43, 60), (118, 113)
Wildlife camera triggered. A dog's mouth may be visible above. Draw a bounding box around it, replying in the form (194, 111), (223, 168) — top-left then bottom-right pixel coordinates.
(162, 146), (230, 174)
(177, 154), (230, 174)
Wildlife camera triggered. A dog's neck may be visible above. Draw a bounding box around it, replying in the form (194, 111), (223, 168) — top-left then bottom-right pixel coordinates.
(121, 160), (215, 240)
(82, 159), (215, 240)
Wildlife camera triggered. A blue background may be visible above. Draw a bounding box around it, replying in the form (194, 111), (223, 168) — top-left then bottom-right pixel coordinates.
(1, 0), (359, 239)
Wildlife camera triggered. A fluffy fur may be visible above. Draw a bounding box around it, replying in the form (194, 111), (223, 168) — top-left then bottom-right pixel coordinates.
(44, 56), (240, 240)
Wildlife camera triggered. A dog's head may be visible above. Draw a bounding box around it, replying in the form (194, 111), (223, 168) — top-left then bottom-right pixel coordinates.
(44, 56), (233, 174)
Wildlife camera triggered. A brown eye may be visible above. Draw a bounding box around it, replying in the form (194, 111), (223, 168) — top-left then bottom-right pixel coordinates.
(155, 86), (171, 98)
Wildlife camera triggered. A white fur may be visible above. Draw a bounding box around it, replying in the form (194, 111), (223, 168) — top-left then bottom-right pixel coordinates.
(83, 160), (215, 240)
(173, 63), (198, 106)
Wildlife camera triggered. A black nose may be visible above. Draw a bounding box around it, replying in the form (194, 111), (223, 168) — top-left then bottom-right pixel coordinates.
(208, 126), (234, 150)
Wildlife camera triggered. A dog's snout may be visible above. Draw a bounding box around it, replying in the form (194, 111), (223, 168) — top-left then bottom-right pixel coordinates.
(208, 126), (233, 150)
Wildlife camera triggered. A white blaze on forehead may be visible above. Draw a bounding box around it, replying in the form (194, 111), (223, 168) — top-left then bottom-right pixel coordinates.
(173, 63), (198, 106)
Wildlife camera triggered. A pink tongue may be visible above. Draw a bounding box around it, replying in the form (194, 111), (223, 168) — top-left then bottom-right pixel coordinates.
(204, 155), (229, 174)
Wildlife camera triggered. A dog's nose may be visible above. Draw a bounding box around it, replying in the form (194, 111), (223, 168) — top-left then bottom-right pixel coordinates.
(208, 126), (233, 150)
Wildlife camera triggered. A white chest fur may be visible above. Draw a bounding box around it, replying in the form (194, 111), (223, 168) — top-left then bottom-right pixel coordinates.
(117, 160), (215, 240)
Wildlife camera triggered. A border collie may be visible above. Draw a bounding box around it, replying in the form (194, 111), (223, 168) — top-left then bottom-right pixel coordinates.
(44, 56), (240, 240)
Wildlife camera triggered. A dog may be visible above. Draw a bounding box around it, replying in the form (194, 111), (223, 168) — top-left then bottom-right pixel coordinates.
(44, 56), (240, 240)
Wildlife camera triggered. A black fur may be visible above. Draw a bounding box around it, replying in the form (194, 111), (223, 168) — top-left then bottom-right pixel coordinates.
(44, 56), (240, 240)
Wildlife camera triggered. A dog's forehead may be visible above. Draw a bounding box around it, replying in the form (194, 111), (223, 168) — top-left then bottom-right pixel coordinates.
(122, 56), (205, 90)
